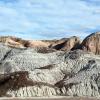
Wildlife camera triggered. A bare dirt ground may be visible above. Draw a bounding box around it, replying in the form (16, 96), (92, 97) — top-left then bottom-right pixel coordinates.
(0, 97), (100, 100)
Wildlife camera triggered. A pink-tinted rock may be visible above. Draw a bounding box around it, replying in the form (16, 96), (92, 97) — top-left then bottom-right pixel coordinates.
(81, 32), (100, 54)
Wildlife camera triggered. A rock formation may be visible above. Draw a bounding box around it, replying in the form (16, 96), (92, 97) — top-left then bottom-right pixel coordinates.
(0, 42), (99, 97)
(81, 32), (100, 54)
(0, 32), (100, 97)
(49, 36), (81, 51)
(0, 36), (81, 53)
(0, 36), (50, 48)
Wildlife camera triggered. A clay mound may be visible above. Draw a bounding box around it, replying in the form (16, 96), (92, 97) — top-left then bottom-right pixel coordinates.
(0, 33), (100, 97)
(27, 40), (50, 48)
(50, 36), (81, 51)
(0, 42), (100, 97)
(0, 36), (50, 49)
(0, 43), (100, 97)
(0, 36), (81, 53)
(0, 36), (24, 48)
(81, 32), (100, 54)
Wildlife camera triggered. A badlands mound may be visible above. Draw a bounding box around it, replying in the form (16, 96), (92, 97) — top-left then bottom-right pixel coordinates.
(0, 32), (100, 97)
(81, 32), (100, 54)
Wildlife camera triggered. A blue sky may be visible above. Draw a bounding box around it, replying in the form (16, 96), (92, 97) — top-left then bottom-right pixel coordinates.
(0, 0), (100, 40)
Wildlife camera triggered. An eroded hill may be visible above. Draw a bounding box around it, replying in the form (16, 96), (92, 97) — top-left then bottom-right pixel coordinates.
(0, 32), (100, 97)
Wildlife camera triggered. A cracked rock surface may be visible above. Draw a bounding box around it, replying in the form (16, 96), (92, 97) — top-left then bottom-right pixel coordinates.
(0, 42), (100, 97)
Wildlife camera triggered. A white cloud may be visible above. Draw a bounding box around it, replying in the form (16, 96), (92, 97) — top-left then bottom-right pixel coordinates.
(0, 0), (100, 39)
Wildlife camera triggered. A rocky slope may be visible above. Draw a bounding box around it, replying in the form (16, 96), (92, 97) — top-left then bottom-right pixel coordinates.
(0, 45), (100, 97)
(0, 32), (100, 55)
(0, 36), (81, 53)
(81, 32), (100, 54)
(0, 32), (100, 97)
(49, 36), (81, 51)
(0, 36), (50, 48)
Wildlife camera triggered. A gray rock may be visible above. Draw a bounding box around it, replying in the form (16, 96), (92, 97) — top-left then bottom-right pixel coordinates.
(0, 43), (100, 97)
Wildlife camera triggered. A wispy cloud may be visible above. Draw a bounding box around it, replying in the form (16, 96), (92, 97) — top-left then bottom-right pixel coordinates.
(0, 0), (100, 39)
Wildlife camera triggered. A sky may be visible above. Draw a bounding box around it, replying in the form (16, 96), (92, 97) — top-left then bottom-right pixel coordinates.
(0, 0), (100, 40)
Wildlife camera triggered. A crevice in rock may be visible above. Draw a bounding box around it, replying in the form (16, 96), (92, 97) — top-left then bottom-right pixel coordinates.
(35, 64), (56, 70)
(0, 49), (12, 62)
